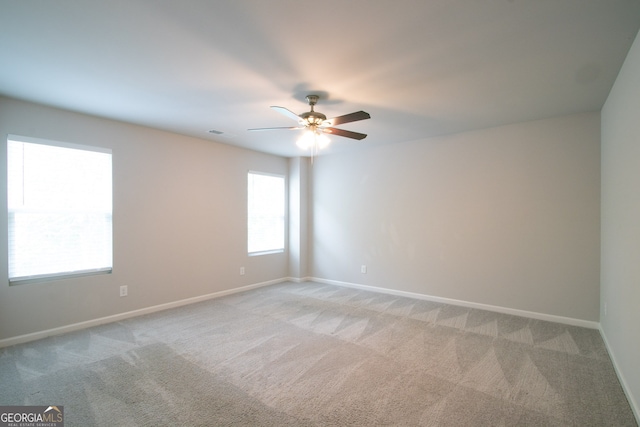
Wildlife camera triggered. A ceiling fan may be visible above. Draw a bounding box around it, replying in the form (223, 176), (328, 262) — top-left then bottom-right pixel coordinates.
(249, 95), (371, 150)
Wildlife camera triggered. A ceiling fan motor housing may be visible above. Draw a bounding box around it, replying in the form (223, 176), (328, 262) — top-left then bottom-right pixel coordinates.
(300, 110), (326, 125)
(301, 95), (326, 125)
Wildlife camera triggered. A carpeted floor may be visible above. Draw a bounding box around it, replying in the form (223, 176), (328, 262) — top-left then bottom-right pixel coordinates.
(0, 281), (636, 426)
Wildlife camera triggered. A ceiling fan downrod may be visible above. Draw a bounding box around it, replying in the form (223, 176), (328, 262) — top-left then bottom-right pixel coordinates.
(300, 95), (326, 125)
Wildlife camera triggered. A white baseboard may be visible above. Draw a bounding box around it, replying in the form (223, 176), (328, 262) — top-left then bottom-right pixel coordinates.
(0, 278), (286, 349)
(1, 276), (599, 349)
(599, 326), (640, 424)
(308, 277), (600, 330)
(286, 276), (313, 284)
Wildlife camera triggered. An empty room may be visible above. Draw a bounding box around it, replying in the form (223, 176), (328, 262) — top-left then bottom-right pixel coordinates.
(1, 1), (639, 425)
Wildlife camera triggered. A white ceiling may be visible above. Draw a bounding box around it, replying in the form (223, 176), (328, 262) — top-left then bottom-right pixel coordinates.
(1, 1), (639, 158)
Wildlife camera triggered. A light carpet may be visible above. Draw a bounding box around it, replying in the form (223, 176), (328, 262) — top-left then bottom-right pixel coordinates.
(0, 281), (636, 426)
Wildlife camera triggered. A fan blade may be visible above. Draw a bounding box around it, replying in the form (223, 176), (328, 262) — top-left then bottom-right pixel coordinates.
(325, 111), (370, 126)
(270, 106), (302, 122)
(323, 127), (367, 140)
(248, 126), (303, 131)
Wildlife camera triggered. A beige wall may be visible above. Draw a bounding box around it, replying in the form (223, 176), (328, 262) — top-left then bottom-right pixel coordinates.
(288, 157), (311, 279)
(0, 97), (603, 341)
(311, 112), (601, 321)
(601, 30), (640, 419)
(0, 96), (289, 341)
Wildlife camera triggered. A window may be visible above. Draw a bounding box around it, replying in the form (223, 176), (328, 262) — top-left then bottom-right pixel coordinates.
(247, 171), (285, 255)
(7, 135), (113, 283)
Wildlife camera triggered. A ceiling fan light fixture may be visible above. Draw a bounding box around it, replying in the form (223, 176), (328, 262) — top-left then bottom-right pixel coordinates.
(296, 130), (315, 150)
(317, 132), (330, 149)
(296, 129), (330, 151)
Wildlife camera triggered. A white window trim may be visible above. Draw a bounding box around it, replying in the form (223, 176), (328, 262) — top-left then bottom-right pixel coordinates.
(8, 134), (112, 155)
(7, 134), (113, 284)
(247, 170), (287, 256)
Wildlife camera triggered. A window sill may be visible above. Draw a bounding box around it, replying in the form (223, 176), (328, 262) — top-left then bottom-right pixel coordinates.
(248, 249), (285, 257)
(9, 268), (112, 285)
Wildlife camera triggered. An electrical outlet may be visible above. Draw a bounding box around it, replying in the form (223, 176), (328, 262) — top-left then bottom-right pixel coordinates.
(240, 267), (245, 276)
(119, 285), (128, 297)
(361, 265), (367, 274)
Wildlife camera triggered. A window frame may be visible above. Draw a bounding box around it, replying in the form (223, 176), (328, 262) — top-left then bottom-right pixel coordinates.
(247, 170), (286, 256)
(7, 134), (113, 284)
